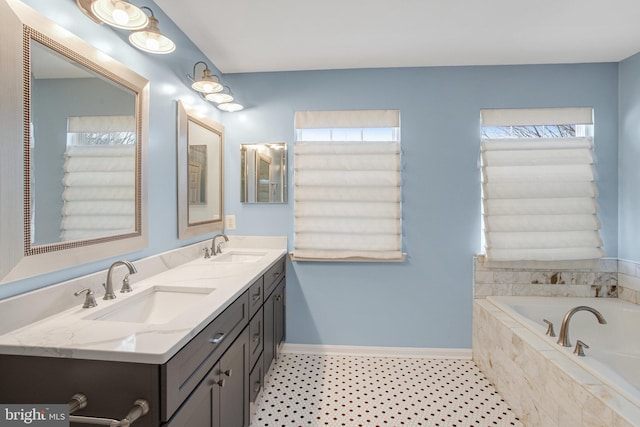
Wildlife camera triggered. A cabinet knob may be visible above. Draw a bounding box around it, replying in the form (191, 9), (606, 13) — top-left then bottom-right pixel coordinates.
(275, 294), (282, 301)
(216, 379), (225, 387)
(252, 333), (260, 343)
(223, 369), (232, 377)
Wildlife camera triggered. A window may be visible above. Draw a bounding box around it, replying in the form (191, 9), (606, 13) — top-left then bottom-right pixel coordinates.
(292, 110), (403, 261)
(66, 115), (136, 146)
(60, 115), (136, 242)
(480, 107), (604, 263)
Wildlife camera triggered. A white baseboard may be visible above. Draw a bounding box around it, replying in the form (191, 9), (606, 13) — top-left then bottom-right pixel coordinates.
(280, 343), (472, 359)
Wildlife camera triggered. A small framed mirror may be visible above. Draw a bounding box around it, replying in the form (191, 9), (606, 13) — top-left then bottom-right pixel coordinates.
(240, 143), (287, 204)
(177, 101), (224, 239)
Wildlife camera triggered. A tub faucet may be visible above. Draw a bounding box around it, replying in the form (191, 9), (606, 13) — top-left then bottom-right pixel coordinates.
(557, 306), (607, 347)
(104, 260), (137, 300)
(211, 234), (229, 256)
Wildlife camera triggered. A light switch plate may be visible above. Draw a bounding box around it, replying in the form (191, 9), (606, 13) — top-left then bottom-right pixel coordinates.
(225, 214), (236, 230)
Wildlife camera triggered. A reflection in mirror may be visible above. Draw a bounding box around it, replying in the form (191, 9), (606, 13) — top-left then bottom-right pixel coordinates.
(0, 0), (149, 284)
(29, 40), (138, 246)
(241, 143), (287, 204)
(177, 101), (224, 239)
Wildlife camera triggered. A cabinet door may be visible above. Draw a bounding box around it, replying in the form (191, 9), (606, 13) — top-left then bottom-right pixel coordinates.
(249, 307), (264, 370)
(274, 280), (286, 355)
(263, 290), (275, 374)
(164, 364), (220, 427)
(219, 328), (249, 427)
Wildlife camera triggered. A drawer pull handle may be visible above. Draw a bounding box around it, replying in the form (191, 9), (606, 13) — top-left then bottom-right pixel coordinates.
(272, 271), (281, 279)
(216, 379), (225, 388)
(253, 382), (261, 393)
(252, 292), (261, 302)
(223, 369), (232, 377)
(252, 333), (260, 343)
(208, 333), (225, 344)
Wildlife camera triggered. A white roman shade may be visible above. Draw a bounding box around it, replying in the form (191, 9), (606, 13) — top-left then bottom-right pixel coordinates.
(480, 107), (593, 127)
(481, 137), (604, 262)
(295, 110), (400, 129)
(293, 110), (402, 261)
(68, 115), (136, 132)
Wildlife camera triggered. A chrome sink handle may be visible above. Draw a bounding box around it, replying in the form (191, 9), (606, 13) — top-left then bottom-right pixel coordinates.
(543, 319), (556, 337)
(574, 340), (589, 357)
(120, 274), (133, 293)
(203, 247), (212, 259)
(74, 288), (97, 309)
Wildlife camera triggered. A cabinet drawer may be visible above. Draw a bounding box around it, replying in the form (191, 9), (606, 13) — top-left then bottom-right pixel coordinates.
(248, 277), (263, 319)
(249, 352), (264, 404)
(249, 307), (263, 370)
(161, 291), (249, 421)
(264, 256), (285, 297)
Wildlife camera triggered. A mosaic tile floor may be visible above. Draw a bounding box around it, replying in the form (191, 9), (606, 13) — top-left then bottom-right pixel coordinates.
(251, 353), (522, 427)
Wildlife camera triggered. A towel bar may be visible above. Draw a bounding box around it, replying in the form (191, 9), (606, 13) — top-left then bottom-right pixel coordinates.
(68, 394), (149, 426)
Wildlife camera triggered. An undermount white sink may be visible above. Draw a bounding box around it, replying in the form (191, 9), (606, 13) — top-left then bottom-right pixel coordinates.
(84, 286), (215, 324)
(210, 250), (267, 263)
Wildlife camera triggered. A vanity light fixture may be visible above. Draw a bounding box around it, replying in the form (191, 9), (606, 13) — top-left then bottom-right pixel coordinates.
(205, 86), (234, 104)
(189, 61), (223, 94)
(128, 7), (176, 54)
(188, 62), (245, 112)
(218, 102), (244, 112)
(90, 0), (149, 30)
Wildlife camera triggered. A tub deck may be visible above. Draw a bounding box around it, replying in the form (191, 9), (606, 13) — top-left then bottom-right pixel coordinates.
(474, 297), (640, 427)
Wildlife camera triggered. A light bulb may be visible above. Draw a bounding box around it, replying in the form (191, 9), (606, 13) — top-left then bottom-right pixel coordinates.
(145, 36), (160, 51)
(205, 92), (234, 103)
(112, 2), (129, 25)
(218, 102), (244, 112)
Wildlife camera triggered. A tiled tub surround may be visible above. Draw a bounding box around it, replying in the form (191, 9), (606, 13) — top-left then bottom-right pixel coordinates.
(618, 259), (640, 304)
(0, 236), (286, 363)
(473, 256), (619, 298)
(473, 297), (640, 427)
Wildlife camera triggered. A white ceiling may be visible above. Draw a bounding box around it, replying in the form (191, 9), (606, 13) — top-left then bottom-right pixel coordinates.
(155, 0), (640, 74)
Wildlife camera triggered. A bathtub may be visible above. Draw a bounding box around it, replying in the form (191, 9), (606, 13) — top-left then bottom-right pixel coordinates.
(474, 296), (640, 426)
(488, 296), (640, 406)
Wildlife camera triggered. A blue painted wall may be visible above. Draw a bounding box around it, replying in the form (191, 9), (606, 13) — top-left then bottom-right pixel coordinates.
(222, 64), (619, 348)
(2, 1), (622, 349)
(1, 0), (223, 298)
(618, 52), (640, 262)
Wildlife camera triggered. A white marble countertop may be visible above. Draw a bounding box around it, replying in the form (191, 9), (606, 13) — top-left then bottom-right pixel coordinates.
(0, 240), (286, 364)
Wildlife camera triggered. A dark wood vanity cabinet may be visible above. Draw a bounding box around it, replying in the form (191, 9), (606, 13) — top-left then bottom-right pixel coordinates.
(164, 255), (286, 427)
(263, 277), (286, 374)
(0, 255), (286, 427)
(165, 328), (249, 427)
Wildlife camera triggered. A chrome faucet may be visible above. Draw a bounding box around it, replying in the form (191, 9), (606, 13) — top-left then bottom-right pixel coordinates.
(557, 306), (607, 347)
(211, 234), (229, 256)
(104, 260), (137, 300)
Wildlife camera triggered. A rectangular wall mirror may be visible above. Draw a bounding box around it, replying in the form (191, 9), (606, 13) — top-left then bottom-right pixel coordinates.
(177, 100), (224, 239)
(0, 0), (149, 284)
(240, 143), (287, 204)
